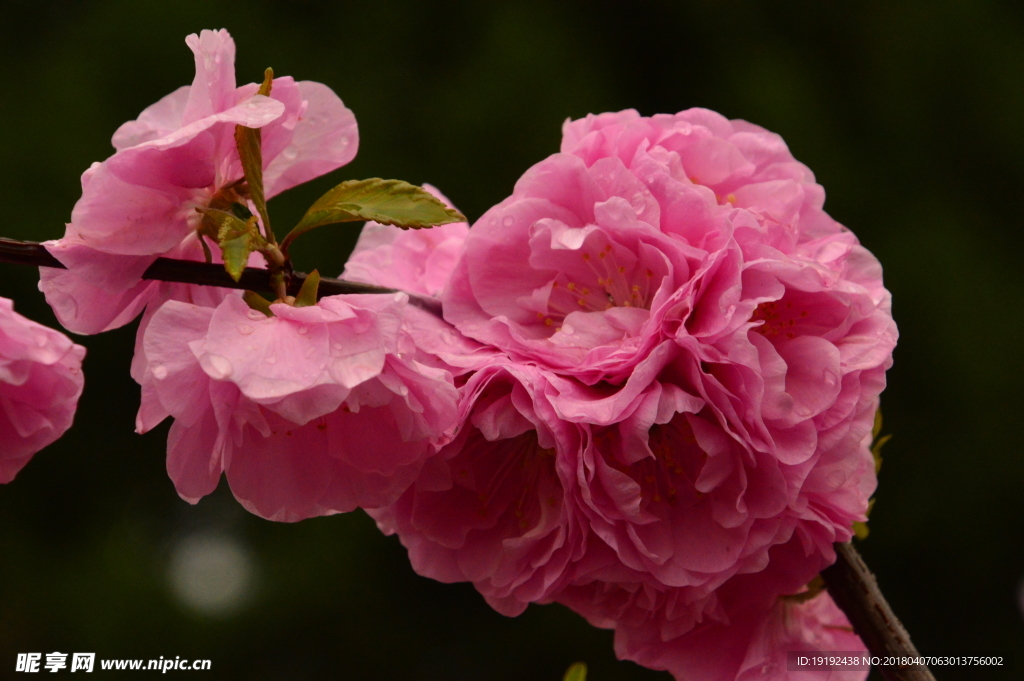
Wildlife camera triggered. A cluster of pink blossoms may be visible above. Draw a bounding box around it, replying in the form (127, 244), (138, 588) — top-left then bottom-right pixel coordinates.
(37, 29), (897, 681)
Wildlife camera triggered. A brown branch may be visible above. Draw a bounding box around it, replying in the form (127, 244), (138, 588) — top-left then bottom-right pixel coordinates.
(821, 542), (935, 681)
(0, 237), (443, 317)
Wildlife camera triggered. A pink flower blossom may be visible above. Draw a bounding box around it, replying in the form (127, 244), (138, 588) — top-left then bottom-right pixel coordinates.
(377, 108), (894, 678)
(370, 364), (584, 616)
(40, 28), (358, 336)
(0, 297), (85, 483)
(136, 292), (458, 521)
(556, 537), (866, 680)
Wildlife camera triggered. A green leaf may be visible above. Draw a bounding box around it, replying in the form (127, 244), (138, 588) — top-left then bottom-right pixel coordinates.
(281, 178), (467, 252)
(563, 662), (587, 681)
(234, 68), (274, 241)
(198, 208), (263, 282)
(294, 270), (320, 307)
(243, 290), (275, 317)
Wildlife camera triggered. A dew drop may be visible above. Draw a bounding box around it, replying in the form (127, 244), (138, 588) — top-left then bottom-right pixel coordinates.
(206, 354), (233, 379)
(502, 215), (515, 228)
(237, 324), (254, 336)
(265, 354), (277, 365)
(398, 385), (409, 396)
(246, 310), (265, 320)
(152, 365), (168, 380)
(561, 323), (575, 335)
(297, 326), (308, 335)
(332, 343), (344, 351)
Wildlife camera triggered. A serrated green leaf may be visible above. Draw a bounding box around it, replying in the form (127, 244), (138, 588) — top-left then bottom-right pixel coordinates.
(243, 290), (275, 317)
(294, 270), (320, 307)
(563, 662), (587, 681)
(234, 69), (274, 241)
(281, 178), (467, 252)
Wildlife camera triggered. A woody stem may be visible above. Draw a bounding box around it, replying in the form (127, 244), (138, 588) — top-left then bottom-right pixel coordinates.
(0, 237), (443, 317)
(821, 542), (935, 681)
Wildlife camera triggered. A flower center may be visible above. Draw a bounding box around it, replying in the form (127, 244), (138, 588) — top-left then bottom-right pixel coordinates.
(535, 242), (657, 329)
(751, 299), (809, 340)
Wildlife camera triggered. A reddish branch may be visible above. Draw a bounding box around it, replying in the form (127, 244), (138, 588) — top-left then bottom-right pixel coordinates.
(0, 237), (442, 317)
(1, 236), (931, 679)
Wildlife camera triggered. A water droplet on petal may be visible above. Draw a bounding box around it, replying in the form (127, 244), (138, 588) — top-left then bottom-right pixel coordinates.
(206, 355), (233, 380)
(246, 310), (265, 320)
(332, 343), (344, 351)
(152, 364), (168, 380)
(502, 215), (515, 228)
(561, 323), (575, 335)
(265, 354), (277, 365)
(630, 192), (646, 214)
(398, 385), (409, 396)
(297, 326), (308, 335)
(238, 324), (254, 336)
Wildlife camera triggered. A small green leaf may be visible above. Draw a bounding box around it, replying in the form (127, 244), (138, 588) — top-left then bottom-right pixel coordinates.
(234, 68), (274, 241)
(198, 208), (263, 282)
(243, 290), (275, 317)
(281, 178), (466, 252)
(294, 270), (320, 307)
(563, 662), (587, 681)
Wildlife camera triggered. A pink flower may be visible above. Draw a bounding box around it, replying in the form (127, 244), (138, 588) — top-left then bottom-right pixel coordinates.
(40, 28), (358, 335)
(556, 537), (866, 680)
(370, 364), (584, 616)
(136, 292), (458, 521)
(0, 297), (85, 483)
(557, 536), (868, 679)
(377, 108), (894, 677)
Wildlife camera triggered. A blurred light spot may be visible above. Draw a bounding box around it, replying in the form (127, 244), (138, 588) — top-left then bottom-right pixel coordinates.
(168, 533), (254, 616)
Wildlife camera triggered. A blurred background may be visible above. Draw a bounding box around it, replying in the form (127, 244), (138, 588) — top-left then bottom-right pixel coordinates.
(1, 1), (1022, 679)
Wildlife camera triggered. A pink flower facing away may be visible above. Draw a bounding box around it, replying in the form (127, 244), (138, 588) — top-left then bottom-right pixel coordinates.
(0, 297), (85, 483)
(136, 292), (458, 522)
(369, 108), (897, 678)
(40, 28), (358, 337)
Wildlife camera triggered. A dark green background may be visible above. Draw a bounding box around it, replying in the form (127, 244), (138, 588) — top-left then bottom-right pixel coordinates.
(1, 1), (1022, 679)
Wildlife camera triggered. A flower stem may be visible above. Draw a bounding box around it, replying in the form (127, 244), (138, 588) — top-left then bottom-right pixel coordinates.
(821, 542), (935, 681)
(0, 237), (443, 318)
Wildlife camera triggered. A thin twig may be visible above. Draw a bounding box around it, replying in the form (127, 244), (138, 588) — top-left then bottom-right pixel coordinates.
(0, 237), (443, 317)
(821, 542), (935, 681)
